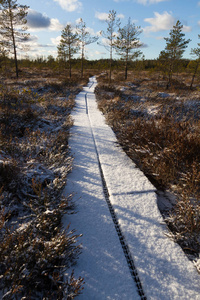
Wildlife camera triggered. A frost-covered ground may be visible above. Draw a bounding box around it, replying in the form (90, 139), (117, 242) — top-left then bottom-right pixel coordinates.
(0, 76), (85, 298)
(64, 76), (200, 299)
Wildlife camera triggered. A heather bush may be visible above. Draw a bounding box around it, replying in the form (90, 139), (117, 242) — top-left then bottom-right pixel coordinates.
(0, 73), (85, 298)
(0, 193), (82, 299)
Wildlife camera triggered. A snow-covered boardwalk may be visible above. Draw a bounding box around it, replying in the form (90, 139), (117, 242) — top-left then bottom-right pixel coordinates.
(63, 77), (200, 299)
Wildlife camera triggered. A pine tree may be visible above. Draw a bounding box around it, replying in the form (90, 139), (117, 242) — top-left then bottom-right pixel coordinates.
(190, 35), (200, 89)
(57, 24), (79, 78)
(76, 18), (98, 78)
(0, 0), (29, 78)
(100, 10), (120, 83)
(115, 18), (143, 80)
(159, 20), (190, 89)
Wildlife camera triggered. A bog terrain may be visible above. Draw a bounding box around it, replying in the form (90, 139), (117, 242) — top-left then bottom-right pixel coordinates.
(0, 67), (200, 298)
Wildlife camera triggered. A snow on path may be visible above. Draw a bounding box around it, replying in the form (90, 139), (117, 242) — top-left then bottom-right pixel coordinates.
(64, 76), (200, 299)
(64, 80), (140, 299)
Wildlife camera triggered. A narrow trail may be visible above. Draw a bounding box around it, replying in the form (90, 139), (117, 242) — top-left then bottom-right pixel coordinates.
(85, 86), (146, 299)
(63, 77), (200, 299)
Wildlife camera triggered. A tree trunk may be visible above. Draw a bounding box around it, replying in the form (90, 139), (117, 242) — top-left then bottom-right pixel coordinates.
(166, 63), (173, 89)
(9, 2), (18, 78)
(125, 53), (128, 80)
(13, 39), (18, 78)
(69, 59), (72, 78)
(81, 44), (84, 78)
(190, 61), (199, 90)
(109, 47), (112, 84)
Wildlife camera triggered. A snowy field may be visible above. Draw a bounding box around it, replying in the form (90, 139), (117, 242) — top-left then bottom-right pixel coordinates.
(63, 77), (200, 299)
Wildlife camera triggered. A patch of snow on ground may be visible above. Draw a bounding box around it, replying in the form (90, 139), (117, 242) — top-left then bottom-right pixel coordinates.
(146, 105), (160, 116)
(157, 92), (170, 98)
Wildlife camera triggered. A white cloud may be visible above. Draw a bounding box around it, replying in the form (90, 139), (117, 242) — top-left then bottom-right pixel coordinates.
(88, 50), (106, 58)
(144, 12), (192, 35)
(53, 0), (82, 12)
(51, 36), (61, 46)
(18, 34), (56, 58)
(132, 19), (139, 24)
(198, 1), (200, 6)
(86, 27), (96, 35)
(75, 18), (82, 24)
(25, 35), (39, 43)
(19, 35), (39, 51)
(95, 11), (124, 21)
(101, 37), (110, 45)
(47, 50), (58, 56)
(95, 12), (109, 21)
(101, 34), (118, 46)
(27, 9), (51, 30)
(182, 25), (191, 32)
(95, 50), (106, 55)
(49, 18), (64, 31)
(117, 14), (125, 19)
(144, 11), (175, 33)
(27, 9), (63, 32)
(96, 30), (102, 37)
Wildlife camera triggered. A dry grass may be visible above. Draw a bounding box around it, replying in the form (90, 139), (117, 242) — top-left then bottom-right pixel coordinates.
(95, 70), (200, 263)
(0, 68), (89, 299)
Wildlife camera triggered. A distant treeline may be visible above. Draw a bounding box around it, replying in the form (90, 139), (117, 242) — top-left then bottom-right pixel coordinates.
(0, 56), (192, 73)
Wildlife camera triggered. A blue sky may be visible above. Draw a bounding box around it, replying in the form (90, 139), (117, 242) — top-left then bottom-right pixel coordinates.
(17, 0), (200, 60)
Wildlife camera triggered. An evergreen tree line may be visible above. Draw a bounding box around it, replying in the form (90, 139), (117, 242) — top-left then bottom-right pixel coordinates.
(0, 1), (200, 88)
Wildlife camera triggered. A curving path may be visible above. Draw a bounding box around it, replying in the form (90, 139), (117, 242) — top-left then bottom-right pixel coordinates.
(63, 76), (200, 299)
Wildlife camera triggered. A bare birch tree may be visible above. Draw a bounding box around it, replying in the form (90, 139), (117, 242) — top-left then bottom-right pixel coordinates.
(100, 10), (120, 83)
(76, 18), (98, 78)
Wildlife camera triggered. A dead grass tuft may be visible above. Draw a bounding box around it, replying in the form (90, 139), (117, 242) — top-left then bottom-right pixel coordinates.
(0, 69), (85, 298)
